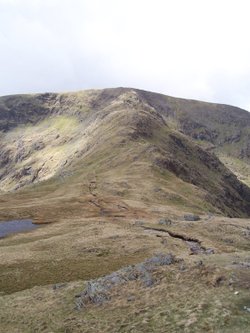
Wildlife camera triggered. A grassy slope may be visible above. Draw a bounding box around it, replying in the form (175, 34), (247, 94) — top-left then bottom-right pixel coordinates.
(0, 88), (250, 332)
(0, 216), (250, 332)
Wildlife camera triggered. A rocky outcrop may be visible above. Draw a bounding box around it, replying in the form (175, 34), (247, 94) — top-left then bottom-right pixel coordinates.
(75, 253), (176, 309)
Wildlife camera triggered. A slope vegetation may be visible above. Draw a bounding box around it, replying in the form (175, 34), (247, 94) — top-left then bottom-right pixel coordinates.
(0, 88), (250, 219)
(1, 88), (250, 333)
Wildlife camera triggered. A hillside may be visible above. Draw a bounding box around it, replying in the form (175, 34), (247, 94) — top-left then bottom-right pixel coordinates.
(137, 89), (250, 185)
(0, 88), (250, 333)
(0, 88), (250, 220)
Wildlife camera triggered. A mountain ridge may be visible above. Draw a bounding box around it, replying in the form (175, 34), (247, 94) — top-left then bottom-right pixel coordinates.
(0, 87), (250, 219)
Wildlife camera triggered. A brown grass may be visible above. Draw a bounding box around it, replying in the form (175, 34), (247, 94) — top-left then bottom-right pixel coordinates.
(0, 88), (250, 332)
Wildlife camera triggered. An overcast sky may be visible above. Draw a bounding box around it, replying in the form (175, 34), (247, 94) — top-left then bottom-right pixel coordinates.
(1, 0), (250, 110)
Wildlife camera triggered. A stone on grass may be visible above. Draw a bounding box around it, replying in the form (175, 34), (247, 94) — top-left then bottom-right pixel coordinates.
(52, 283), (67, 290)
(134, 220), (145, 226)
(184, 214), (200, 221)
(158, 218), (172, 226)
(205, 248), (215, 255)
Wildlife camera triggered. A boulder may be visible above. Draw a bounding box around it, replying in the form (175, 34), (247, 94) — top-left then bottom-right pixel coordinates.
(184, 214), (200, 221)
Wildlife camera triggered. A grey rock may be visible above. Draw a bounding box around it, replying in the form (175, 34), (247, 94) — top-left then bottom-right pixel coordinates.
(145, 253), (175, 266)
(205, 248), (215, 255)
(141, 271), (155, 287)
(184, 214), (200, 221)
(76, 253), (176, 308)
(158, 218), (172, 226)
(134, 220), (145, 226)
(53, 283), (67, 290)
(243, 306), (250, 312)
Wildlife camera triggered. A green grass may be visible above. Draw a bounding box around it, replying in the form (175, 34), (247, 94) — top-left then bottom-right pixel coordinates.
(0, 255), (147, 294)
(219, 154), (250, 186)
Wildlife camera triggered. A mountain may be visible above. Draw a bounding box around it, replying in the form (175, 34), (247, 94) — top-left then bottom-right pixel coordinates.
(1, 88), (250, 333)
(0, 87), (250, 220)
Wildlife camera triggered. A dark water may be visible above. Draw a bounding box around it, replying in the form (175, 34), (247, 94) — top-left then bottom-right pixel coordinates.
(0, 220), (38, 238)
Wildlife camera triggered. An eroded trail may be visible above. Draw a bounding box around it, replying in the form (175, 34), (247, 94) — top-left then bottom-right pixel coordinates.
(140, 225), (214, 255)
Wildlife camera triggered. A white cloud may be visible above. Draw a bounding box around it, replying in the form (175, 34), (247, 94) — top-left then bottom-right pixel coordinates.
(0, 0), (250, 110)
